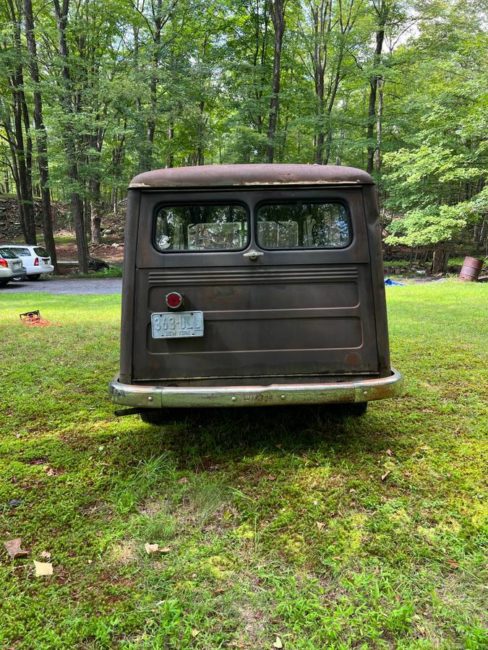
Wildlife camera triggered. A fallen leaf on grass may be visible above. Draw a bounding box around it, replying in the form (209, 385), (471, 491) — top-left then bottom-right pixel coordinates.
(145, 543), (160, 554)
(386, 449), (393, 456)
(273, 636), (283, 648)
(316, 522), (325, 531)
(144, 543), (172, 555)
(381, 470), (391, 482)
(34, 561), (53, 577)
(4, 538), (29, 559)
(447, 559), (459, 569)
(178, 477), (189, 484)
(191, 629), (200, 638)
(266, 475), (276, 481)
(39, 551), (51, 560)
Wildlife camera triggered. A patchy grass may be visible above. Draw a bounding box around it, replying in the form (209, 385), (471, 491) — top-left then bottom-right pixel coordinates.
(0, 281), (487, 649)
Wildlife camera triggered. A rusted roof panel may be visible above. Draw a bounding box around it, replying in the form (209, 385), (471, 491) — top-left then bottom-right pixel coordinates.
(129, 164), (374, 189)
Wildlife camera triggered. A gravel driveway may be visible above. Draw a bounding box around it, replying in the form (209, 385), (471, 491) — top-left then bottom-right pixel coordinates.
(2, 278), (122, 294)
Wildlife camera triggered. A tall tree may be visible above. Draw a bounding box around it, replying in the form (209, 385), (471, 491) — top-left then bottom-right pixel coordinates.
(366, 0), (388, 174)
(1, 0), (37, 243)
(53, 0), (89, 273)
(23, 0), (57, 270)
(266, 0), (286, 162)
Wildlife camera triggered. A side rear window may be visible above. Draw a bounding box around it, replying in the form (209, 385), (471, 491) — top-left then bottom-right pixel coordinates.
(154, 204), (249, 252)
(34, 247), (49, 257)
(256, 201), (352, 249)
(6, 247), (29, 256)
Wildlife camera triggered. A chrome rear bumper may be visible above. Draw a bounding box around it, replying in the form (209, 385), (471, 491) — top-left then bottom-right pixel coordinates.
(109, 369), (403, 409)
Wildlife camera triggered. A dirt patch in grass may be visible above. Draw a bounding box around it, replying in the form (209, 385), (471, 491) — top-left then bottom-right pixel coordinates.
(109, 540), (138, 565)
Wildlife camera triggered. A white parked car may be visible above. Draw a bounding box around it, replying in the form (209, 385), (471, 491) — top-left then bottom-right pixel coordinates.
(1, 245), (54, 279)
(0, 249), (26, 286)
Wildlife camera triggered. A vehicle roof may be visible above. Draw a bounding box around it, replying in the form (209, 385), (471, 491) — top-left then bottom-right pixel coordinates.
(129, 164), (374, 189)
(3, 244), (35, 249)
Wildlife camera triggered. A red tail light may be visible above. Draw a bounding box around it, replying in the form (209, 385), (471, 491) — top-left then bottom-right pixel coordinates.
(165, 291), (184, 310)
(34, 257), (40, 266)
(0, 259), (7, 268)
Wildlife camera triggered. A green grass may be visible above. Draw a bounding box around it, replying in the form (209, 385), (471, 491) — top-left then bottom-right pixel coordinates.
(54, 266), (123, 280)
(0, 282), (487, 649)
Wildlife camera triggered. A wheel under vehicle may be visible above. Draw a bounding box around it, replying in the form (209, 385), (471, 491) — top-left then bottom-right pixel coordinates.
(0, 279), (9, 287)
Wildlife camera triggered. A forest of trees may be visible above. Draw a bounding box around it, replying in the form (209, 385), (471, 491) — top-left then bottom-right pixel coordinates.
(0, 0), (486, 272)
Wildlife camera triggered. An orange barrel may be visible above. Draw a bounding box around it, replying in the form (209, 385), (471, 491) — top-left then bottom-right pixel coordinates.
(459, 256), (483, 281)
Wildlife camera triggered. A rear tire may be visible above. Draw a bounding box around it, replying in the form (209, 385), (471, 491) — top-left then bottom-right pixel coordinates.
(0, 279), (9, 287)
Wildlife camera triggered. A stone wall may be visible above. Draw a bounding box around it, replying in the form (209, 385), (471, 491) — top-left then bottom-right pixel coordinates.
(0, 196), (65, 243)
(0, 197), (25, 242)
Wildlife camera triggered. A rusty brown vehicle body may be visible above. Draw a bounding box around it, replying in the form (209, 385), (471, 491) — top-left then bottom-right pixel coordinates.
(110, 164), (402, 419)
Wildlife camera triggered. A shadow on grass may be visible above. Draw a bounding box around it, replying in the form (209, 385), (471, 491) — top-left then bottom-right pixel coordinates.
(110, 404), (395, 473)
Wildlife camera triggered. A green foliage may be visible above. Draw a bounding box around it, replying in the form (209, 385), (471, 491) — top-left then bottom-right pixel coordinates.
(0, 0), (487, 255)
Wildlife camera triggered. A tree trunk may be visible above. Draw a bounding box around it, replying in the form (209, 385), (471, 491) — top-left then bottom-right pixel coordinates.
(53, 0), (89, 273)
(145, 0), (163, 170)
(373, 76), (384, 172)
(366, 4), (386, 175)
(4, 0), (37, 244)
(24, 0), (58, 271)
(431, 246), (449, 274)
(266, 0), (286, 163)
(90, 179), (102, 244)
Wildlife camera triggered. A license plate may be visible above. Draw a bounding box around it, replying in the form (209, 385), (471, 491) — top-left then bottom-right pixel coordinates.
(151, 311), (204, 339)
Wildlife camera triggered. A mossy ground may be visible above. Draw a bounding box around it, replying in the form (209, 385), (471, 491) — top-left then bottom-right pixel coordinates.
(0, 281), (487, 649)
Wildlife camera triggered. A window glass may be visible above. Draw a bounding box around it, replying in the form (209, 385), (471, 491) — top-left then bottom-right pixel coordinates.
(34, 247), (49, 257)
(0, 248), (19, 259)
(257, 202), (352, 249)
(7, 247), (30, 256)
(155, 204), (248, 251)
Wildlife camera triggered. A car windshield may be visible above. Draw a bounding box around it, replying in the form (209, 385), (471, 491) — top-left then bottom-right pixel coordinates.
(0, 248), (19, 259)
(34, 247), (49, 257)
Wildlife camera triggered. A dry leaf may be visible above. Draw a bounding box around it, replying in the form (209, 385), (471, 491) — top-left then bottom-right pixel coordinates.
(447, 559), (459, 569)
(178, 477), (189, 484)
(191, 629), (200, 638)
(381, 470), (391, 482)
(4, 538), (29, 560)
(266, 475), (276, 481)
(273, 636), (283, 649)
(145, 543), (160, 554)
(316, 522), (325, 531)
(39, 551), (51, 560)
(34, 561), (53, 577)
(144, 543), (171, 555)
(386, 449), (393, 457)
(45, 467), (56, 477)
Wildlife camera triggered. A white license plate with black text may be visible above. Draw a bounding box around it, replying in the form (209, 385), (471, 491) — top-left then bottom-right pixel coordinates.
(151, 311), (204, 339)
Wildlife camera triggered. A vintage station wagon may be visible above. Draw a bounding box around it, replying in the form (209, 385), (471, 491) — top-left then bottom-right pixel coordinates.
(110, 164), (402, 422)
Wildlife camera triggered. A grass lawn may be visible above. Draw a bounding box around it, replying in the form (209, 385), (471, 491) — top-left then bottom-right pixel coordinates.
(0, 281), (487, 649)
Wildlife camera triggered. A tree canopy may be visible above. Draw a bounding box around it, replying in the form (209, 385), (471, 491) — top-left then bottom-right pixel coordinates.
(0, 0), (486, 270)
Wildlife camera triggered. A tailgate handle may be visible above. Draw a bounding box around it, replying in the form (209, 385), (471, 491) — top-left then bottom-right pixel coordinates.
(243, 249), (264, 261)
